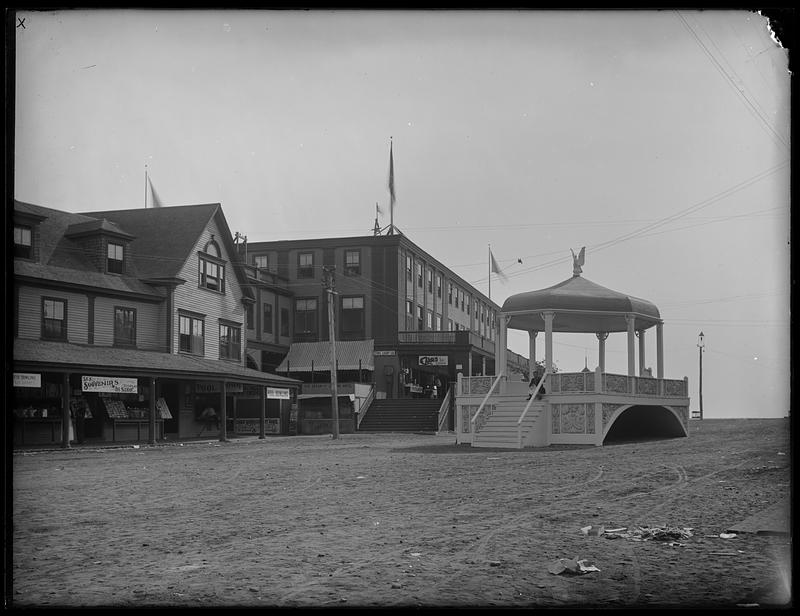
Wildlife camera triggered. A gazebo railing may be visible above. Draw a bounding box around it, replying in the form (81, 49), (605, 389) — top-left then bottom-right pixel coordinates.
(548, 370), (688, 398)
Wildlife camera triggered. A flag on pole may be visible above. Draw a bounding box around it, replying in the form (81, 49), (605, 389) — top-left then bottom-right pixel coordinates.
(146, 171), (163, 208)
(388, 141), (396, 209)
(490, 250), (508, 282)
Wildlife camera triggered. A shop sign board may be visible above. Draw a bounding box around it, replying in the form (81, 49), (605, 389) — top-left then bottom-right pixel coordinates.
(373, 350), (396, 356)
(234, 418), (280, 434)
(195, 382), (244, 393)
(267, 387), (290, 400)
(418, 355), (449, 367)
(82, 376), (138, 394)
(14, 373), (41, 388)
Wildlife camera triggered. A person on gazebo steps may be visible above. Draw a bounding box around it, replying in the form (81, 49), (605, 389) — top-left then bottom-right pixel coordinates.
(526, 363), (546, 401)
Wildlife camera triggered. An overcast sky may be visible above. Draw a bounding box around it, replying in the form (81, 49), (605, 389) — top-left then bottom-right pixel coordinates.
(14, 9), (790, 418)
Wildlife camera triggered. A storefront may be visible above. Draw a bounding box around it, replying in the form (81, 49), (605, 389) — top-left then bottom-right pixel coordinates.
(12, 339), (301, 448)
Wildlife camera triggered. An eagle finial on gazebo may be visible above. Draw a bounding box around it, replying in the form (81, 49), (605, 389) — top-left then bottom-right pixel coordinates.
(571, 246), (586, 276)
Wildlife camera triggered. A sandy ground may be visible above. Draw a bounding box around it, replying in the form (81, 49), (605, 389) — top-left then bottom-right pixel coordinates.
(9, 418), (792, 609)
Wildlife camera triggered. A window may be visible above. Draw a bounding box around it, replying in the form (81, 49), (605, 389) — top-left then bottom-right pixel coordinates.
(436, 275), (442, 298)
(448, 319), (454, 331)
(199, 256), (225, 292)
(344, 250), (361, 276)
(42, 297), (67, 340)
(298, 252), (314, 278)
(417, 305), (424, 330)
(462, 292), (467, 312)
(114, 307), (136, 346)
(427, 270), (433, 293)
(435, 314), (442, 331)
(341, 296), (365, 334)
(107, 242), (124, 274)
(14, 225), (32, 259)
(405, 300), (413, 315)
(406, 255), (413, 282)
(263, 303), (273, 334)
(426, 310), (433, 330)
(294, 298), (318, 336)
(219, 323), (241, 361)
(280, 307), (290, 337)
(254, 255), (268, 269)
(416, 263), (423, 288)
(179, 314), (204, 354)
(448, 283), (453, 305)
(246, 304), (254, 329)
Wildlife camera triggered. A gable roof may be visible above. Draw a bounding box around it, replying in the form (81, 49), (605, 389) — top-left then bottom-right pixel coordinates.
(87, 204), (253, 299)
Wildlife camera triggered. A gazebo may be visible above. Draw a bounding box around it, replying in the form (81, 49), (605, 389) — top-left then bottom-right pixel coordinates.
(455, 250), (690, 448)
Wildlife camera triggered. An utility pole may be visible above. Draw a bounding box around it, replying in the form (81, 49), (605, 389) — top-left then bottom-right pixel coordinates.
(323, 266), (340, 439)
(697, 331), (705, 421)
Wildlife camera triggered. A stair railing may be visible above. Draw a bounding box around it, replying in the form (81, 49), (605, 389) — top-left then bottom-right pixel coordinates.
(517, 369), (549, 448)
(356, 385), (376, 430)
(470, 373), (505, 437)
(436, 388), (453, 433)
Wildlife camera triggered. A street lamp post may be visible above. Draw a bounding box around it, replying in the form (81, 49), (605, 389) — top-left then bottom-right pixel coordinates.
(697, 331), (705, 421)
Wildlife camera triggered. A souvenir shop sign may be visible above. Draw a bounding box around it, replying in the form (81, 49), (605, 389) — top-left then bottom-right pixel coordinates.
(82, 376), (138, 394)
(267, 387), (290, 400)
(195, 382), (244, 394)
(418, 355), (449, 367)
(14, 373), (41, 388)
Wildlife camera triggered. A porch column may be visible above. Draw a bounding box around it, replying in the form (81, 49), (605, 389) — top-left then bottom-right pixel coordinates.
(468, 352), (473, 377)
(625, 315), (636, 377)
(61, 372), (71, 449)
(529, 330), (538, 371)
(596, 332), (608, 374)
(543, 311), (555, 373)
(638, 329), (646, 376)
(481, 356), (486, 376)
(259, 385), (266, 439)
(219, 380), (228, 442)
(148, 377), (157, 444)
(656, 322), (664, 379)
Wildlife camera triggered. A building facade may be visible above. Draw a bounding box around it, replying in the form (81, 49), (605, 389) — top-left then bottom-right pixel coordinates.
(244, 232), (528, 402)
(12, 201), (300, 447)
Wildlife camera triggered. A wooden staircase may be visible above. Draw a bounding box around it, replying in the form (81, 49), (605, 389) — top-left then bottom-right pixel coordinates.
(358, 399), (441, 433)
(472, 396), (545, 449)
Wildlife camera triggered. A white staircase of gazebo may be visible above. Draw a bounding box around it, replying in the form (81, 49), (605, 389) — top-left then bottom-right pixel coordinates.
(472, 395), (545, 449)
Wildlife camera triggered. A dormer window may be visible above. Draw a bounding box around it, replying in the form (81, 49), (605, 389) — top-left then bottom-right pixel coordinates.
(254, 255), (268, 270)
(107, 242), (124, 274)
(14, 225), (32, 259)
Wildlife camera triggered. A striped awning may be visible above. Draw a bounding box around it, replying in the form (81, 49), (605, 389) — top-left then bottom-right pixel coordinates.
(276, 339), (375, 373)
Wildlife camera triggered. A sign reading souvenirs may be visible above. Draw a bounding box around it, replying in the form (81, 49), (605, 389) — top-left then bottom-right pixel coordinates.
(267, 387), (290, 400)
(418, 355), (449, 367)
(82, 376), (138, 394)
(13, 373), (41, 388)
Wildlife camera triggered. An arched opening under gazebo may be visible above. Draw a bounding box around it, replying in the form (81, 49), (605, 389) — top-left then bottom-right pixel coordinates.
(455, 251), (691, 448)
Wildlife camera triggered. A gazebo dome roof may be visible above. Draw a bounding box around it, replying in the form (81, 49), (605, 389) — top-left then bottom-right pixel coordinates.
(501, 274), (661, 333)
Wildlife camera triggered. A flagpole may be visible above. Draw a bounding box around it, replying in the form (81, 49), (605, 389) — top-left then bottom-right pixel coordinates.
(388, 137), (395, 235)
(144, 165), (148, 209)
(488, 244), (491, 301)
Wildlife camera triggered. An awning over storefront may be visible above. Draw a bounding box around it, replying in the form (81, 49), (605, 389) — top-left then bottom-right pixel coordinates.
(13, 339), (301, 388)
(276, 339), (375, 373)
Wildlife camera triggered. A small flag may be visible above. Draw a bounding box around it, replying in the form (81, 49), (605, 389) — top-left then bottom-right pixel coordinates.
(376, 202), (384, 216)
(518, 258), (523, 264)
(147, 175), (162, 208)
(490, 250), (508, 282)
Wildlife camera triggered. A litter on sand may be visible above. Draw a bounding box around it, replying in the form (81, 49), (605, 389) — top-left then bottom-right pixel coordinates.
(602, 525), (694, 542)
(548, 557), (601, 575)
(719, 533), (738, 539)
(580, 525), (605, 536)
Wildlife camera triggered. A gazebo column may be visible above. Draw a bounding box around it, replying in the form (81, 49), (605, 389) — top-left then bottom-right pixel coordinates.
(543, 311), (555, 373)
(495, 315), (509, 376)
(625, 315), (636, 376)
(596, 332), (608, 374)
(638, 329), (646, 376)
(656, 322), (664, 379)
(529, 330), (538, 371)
